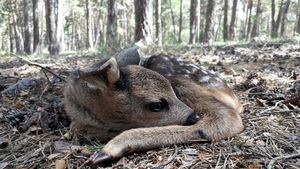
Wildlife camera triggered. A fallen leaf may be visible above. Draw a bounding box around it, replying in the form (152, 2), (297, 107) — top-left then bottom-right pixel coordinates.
(15, 101), (24, 109)
(256, 99), (267, 107)
(244, 138), (254, 146)
(55, 159), (66, 169)
(19, 91), (29, 97)
(247, 161), (261, 169)
(198, 152), (212, 160)
(54, 141), (87, 154)
(255, 140), (266, 146)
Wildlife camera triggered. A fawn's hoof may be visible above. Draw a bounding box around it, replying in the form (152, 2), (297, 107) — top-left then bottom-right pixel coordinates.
(89, 151), (112, 165)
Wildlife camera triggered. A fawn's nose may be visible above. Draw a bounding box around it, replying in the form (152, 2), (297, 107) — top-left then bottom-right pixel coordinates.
(184, 112), (200, 126)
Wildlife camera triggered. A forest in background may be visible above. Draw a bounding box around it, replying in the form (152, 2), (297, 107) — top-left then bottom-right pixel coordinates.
(0, 0), (300, 55)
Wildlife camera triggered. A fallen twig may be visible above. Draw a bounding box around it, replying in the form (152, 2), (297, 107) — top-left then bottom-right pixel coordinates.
(11, 53), (66, 82)
(153, 145), (178, 169)
(267, 152), (300, 169)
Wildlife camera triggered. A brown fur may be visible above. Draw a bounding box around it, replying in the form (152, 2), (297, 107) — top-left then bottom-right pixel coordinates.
(64, 55), (244, 161)
(64, 58), (194, 142)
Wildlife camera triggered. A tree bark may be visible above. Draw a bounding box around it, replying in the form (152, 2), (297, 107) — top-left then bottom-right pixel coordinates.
(178, 0), (183, 42)
(189, 0), (200, 44)
(223, 0), (228, 41)
(85, 0), (94, 49)
(271, 0), (276, 37)
(168, 0), (176, 36)
(23, 0), (31, 54)
(134, 0), (153, 45)
(33, 0), (42, 53)
(9, 15), (14, 53)
(229, 0), (237, 40)
(280, 0), (290, 36)
(107, 0), (118, 48)
(296, 0), (300, 34)
(250, 0), (261, 38)
(155, 0), (162, 45)
(246, 0), (253, 39)
(275, 0), (284, 34)
(203, 0), (215, 44)
(13, 15), (23, 53)
(46, 0), (59, 55)
(56, 0), (64, 52)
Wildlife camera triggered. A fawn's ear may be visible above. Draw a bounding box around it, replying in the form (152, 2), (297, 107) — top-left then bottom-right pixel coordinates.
(76, 57), (120, 90)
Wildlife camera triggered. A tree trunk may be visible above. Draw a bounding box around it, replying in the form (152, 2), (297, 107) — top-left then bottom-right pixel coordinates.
(46, 0), (59, 55)
(280, 0), (290, 36)
(246, 0), (253, 39)
(189, 0), (200, 44)
(196, 1), (201, 42)
(223, 0), (228, 41)
(271, 0), (276, 37)
(71, 9), (76, 50)
(9, 15), (14, 53)
(13, 15), (23, 53)
(275, 0), (284, 34)
(168, 0), (176, 37)
(56, 0), (64, 52)
(250, 0), (261, 38)
(178, 0), (183, 42)
(107, 0), (118, 48)
(242, 0), (248, 38)
(229, 0), (237, 40)
(296, 0), (300, 34)
(155, 0), (162, 45)
(23, 0), (31, 54)
(33, 0), (42, 53)
(134, 0), (153, 45)
(215, 11), (222, 41)
(203, 0), (215, 44)
(85, 0), (94, 49)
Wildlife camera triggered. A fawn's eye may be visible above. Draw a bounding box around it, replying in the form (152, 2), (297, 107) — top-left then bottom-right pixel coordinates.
(149, 102), (162, 112)
(147, 98), (169, 112)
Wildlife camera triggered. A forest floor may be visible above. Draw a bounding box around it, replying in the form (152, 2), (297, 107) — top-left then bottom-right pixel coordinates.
(0, 41), (299, 169)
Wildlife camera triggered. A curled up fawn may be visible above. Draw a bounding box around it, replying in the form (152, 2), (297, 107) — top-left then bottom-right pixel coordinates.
(63, 48), (244, 164)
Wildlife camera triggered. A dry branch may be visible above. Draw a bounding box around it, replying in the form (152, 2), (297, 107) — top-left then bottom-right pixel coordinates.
(11, 53), (66, 82)
(267, 152), (300, 169)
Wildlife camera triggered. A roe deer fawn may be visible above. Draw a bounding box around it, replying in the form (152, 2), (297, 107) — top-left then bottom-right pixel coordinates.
(63, 52), (244, 164)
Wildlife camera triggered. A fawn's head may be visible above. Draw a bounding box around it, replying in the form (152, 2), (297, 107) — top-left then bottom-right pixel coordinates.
(66, 57), (197, 130)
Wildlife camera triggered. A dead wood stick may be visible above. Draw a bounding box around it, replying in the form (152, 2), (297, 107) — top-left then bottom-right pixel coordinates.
(11, 53), (66, 82)
(153, 145), (178, 169)
(267, 152), (300, 169)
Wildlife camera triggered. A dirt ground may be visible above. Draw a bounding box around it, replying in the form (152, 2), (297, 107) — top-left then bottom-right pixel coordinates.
(0, 41), (299, 169)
